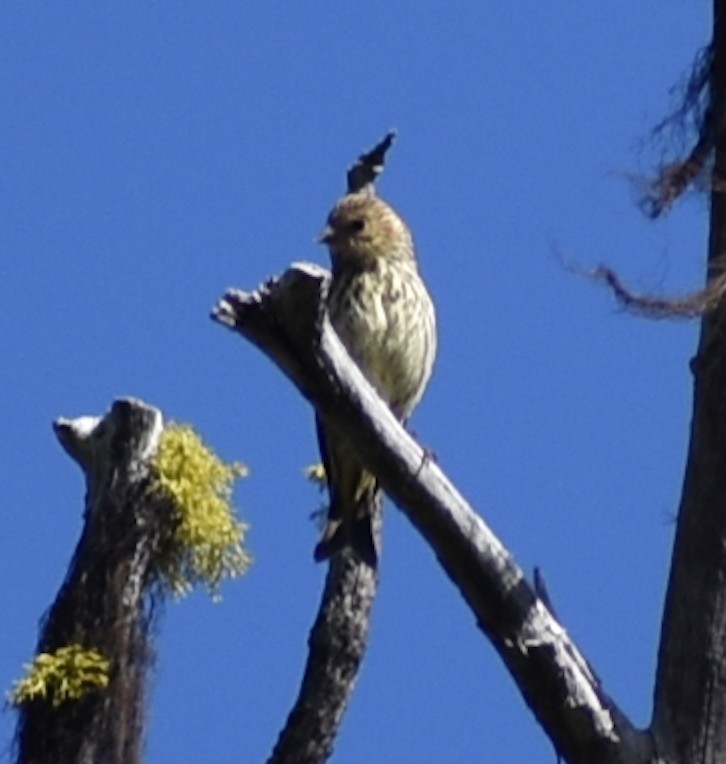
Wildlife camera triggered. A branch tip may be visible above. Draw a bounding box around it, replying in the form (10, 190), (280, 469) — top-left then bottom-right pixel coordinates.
(346, 130), (398, 194)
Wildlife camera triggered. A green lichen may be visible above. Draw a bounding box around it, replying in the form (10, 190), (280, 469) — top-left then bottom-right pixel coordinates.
(8, 645), (110, 708)
(305, 462), (327, 489)
(153, 423), (251, 600)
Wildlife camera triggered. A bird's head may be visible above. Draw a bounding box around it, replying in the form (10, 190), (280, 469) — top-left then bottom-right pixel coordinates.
(318, 193), (414, 266)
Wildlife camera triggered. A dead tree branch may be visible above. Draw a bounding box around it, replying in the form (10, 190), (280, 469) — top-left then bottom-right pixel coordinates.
(346, 130), (396, 195)
(267, 547), (379, 764)
(587, 264), (726, 319)
(14, 399), (164, 764)
(212, 264), (653, 764)
(556, 246), (726, 320)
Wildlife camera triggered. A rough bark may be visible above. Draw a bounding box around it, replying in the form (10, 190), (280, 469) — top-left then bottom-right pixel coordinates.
(651, 3), (726, 761)
(14, 399), (164, 764)
(267, 540), (379, 764)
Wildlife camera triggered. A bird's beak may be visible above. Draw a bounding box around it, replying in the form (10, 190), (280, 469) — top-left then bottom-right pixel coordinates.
(316, 225), (335, 245)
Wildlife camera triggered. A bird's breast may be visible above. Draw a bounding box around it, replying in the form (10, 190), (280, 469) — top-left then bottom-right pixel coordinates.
(327, 262), (436, 418)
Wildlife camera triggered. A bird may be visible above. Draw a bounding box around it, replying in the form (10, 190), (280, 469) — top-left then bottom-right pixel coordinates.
(313, 190), (437, 567)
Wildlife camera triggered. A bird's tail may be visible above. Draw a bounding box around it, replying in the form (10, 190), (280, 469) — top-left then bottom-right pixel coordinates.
(314, 500), (378, 567)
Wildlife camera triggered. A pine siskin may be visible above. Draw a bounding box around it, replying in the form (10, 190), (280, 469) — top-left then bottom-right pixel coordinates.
(313, 191), (437, 567)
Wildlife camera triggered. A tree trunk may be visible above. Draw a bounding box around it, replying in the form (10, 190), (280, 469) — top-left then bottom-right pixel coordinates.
(652, 3), (726, 761)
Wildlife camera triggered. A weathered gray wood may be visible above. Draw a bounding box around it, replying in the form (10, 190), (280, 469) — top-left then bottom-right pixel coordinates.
(213, 265), (652, 764)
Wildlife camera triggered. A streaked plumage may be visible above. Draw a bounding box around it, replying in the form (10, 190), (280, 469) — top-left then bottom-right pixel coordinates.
(314, 192), (437, 566)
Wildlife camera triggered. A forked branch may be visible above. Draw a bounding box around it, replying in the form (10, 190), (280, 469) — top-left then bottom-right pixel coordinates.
(212, 264), (652, 764)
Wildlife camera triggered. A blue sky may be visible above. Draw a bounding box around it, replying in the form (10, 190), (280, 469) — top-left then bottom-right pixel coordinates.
(0, 3), (711, 762)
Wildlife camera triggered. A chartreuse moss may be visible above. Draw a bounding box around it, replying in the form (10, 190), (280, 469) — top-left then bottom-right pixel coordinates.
(153, 423), (251, 600)
(8, 645), (110, 708)
(305, 462), (327, 488)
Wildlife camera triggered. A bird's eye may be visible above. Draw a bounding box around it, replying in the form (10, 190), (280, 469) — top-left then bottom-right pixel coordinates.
(347, 218), (365, 233)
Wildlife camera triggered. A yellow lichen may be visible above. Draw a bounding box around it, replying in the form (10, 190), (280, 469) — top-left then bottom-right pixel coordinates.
(305, 463), (330, 531)
(153, 423), (251, 600)
(8, 645), (110, 708)
(305, 462), (327, 489)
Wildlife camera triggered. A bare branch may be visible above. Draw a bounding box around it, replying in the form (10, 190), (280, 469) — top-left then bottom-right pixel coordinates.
(587, 264), (720, 318)
(346, 131), (397, 195)
(267, 541), (379, 764)
(212, 265), (653, 764)
(557, 248), (726, 319)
